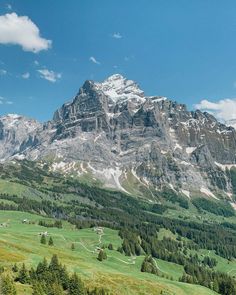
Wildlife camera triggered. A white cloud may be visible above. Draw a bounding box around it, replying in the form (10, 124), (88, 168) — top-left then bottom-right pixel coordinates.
(0, 69), (7, 75)
(0, 96), (13, 105)
(195, 98), (236, 126)
(112, 32), (122, 39)
(38, 69), (61, 83)
(0, 13), (51, 53)
(22, 72), (30, 79)
(89, 56), (100, 65)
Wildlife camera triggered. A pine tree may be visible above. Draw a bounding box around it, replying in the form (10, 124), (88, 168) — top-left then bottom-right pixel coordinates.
(48, 236), (54, 246)
(69, 272), (85, 295)
(140, 256), (158, 275)
(12, 263), (18, 273)
(71, 243), (75, 251)
(108, 243), (113, 250)
(60, 265), (69, 290)
(97, 250), (107, 261)
(29, 267), (37, 281)
(213, 279), (219, 293)
(18, 263), (29, 284)
(36, 257), (48, 280)
(49, 254), (60, 272)
(48, 282), (63, 295)
(40, 234), (47, 245)
(32, 281), (46, 295)
(1, 274), (17, 295)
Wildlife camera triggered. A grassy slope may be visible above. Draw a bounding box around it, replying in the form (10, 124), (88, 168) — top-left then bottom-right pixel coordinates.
(0, 211), (217, 295)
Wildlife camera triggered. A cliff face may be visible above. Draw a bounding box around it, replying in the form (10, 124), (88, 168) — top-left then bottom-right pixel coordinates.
(0, 74), (236, 198)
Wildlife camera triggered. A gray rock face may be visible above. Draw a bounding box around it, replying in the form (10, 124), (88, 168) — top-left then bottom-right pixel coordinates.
(0, 114), (41, 160)
(1, 74), (236, 198)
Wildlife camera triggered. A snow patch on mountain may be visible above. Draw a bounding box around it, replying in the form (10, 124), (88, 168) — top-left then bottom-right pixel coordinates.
(200, 187), (219, 200)
(95, 74), (145, 104)
(214, 162), (236, 171)
(181, 189), (190, 199)
(186, 147), (197, 154)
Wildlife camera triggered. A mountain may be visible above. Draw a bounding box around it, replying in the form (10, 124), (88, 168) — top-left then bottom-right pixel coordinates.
(225, 118), (236, 130)
(0, 114), (41, 161)
(1, 74), (236, 200)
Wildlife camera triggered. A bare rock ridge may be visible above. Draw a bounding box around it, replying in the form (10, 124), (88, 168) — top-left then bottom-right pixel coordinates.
(0, 74), (236, 199)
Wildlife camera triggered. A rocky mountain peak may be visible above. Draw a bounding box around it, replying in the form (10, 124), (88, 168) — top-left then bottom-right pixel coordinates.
(225, 118), (236, 129)
(0, 114), (40, 131)
(0, 75), (236, 200)
(94, 74), (145, 104)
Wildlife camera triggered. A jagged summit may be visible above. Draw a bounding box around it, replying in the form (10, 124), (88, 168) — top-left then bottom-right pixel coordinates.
(225, 118), (236, 129)
(94, 73), (145, 103)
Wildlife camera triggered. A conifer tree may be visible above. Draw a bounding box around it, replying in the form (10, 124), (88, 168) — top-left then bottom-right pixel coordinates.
(97, 250), (107, 261)
(60, 265), (69, 290)
(68, 272), (85, 295)
(18, 263), (29, 284)
(108, 243), (113, 250)
(32, 281), (46, 295)
(49, 254), (60, 272)
(48, 236), (54, 246)
(12, 263), (18, 273)
(40, 234), (47, 245)
(71, 243), (75, 251)
(29, 267), (37, 281)
(1, 274), (17, 295)
(36, 257), (48, 281)
(48, 282), (63, 295)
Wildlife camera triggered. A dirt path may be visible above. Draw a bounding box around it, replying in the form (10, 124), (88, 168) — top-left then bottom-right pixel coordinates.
(53, 233), (66, 241)
(110, 256), (136, 265)
(69, 228), (139, 266)
(227, 269), (236, 275)
(153, 258), (167, 273)
(76, 240), (94, 253)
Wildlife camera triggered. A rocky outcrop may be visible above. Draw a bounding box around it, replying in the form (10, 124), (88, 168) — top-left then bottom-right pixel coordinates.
(0, 114), (41, 160)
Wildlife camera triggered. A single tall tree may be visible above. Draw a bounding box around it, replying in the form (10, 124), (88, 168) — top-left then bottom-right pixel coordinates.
(40, 234), (47, 245)
(48, 236), (54, 246)
(97, 250), (107, 261)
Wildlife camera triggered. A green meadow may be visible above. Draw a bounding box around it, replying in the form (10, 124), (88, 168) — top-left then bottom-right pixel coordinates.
(0, 210), (217, 295)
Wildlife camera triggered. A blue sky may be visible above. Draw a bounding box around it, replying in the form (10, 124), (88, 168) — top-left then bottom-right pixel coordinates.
(1, 0), (236, 122)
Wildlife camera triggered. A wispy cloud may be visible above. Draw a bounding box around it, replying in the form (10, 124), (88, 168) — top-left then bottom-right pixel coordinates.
(0, 96), (13, 105)
(89, 56), (101, 65)
(195, 98), (236, 125)
(38, 69), (61, 83)
(0, 13), (52, 53)
(112, 32), (122, 39)
(6, 3), (12, 10)
(0, 69), (7, 75)
(22, 72), (30, 79)
(34, 60), (39, 66)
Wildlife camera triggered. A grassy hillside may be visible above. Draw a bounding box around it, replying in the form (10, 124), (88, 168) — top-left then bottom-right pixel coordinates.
(0, 211), (217, 295)
(0, 161), (235, 294)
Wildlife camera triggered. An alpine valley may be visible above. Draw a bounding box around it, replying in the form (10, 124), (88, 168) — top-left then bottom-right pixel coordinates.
(1, 75), (236, 295)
